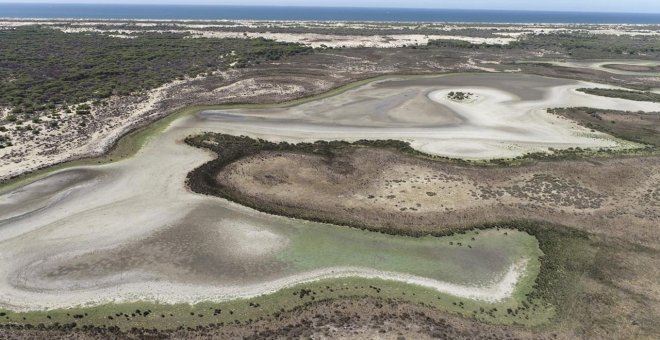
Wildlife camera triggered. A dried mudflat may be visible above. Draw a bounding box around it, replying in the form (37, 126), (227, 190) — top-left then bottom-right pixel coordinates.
(201, 73), (656, 159)
(0, 73), (657, 311)
(0, 122), (537, 311)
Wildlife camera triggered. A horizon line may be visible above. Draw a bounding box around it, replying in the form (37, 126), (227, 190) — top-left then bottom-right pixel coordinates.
(1, 2), (660, 16)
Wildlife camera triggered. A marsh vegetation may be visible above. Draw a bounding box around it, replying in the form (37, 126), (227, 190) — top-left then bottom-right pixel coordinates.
(576, 88), (660, 103)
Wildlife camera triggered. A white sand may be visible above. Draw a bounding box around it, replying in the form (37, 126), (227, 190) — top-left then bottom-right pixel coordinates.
(0, 73), (205, 182)
(221, 219), (290, 257)
(45, 25), (515, 47)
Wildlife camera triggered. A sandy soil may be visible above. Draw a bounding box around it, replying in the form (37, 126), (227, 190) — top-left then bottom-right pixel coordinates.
(1, 263), (526, 311)
(4, 20), (658, 42)
(52, 26), (518, 47)
(0, 74), (205, 181)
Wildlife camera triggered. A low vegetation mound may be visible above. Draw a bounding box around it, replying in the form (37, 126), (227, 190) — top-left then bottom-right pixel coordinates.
(576, 88), (660, 103)
(447, 91), (474, 101)
(185, 131), (658, 245)
(549, 107), (660, 146)
(602, 63), (660, 72)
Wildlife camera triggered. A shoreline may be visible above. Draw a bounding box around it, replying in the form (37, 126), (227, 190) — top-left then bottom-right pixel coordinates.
(0, 73), (403, 193)
(2, 71), (658, 193)
(1, 261), (529, 312)
(2, 15), (660, 26)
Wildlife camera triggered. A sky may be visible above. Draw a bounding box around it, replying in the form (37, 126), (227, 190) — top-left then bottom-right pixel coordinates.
(1, 0), (659, 14)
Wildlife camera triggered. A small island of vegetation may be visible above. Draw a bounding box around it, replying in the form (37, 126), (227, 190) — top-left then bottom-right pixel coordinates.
(447, 91), (474, 101)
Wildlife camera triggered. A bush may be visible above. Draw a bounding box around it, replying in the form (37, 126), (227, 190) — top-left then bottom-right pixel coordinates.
(0, 27), (313, 117)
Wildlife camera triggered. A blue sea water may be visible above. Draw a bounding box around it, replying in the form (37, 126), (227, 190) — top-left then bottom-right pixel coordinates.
(1, 4), (659, 24)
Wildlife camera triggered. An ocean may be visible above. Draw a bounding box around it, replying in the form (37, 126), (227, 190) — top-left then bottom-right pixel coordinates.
(1, 4), (659, 24)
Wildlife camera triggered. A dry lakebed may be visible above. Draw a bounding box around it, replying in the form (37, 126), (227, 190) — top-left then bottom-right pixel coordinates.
(0, 73), (658, 334)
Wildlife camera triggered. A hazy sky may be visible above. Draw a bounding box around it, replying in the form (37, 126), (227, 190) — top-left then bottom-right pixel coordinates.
(1, 0), (659, 13)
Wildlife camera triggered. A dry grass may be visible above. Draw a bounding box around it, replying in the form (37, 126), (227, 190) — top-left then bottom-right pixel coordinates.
(0, 297), (551, 339)
(218, 147), (660, 248)
(181, 136), (660, 338)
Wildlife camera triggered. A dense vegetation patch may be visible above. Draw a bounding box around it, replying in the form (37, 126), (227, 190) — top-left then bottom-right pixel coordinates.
(510, 31), (660, 58)
(427, 39), (487, 49)
(447, 91), (473, 101)
(576, 88), (660, 103)
(0, 26), (312, 118)
(549, 107), (660, 147)
(601, 63), (660, 72)
(428, 31), (660, 59)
